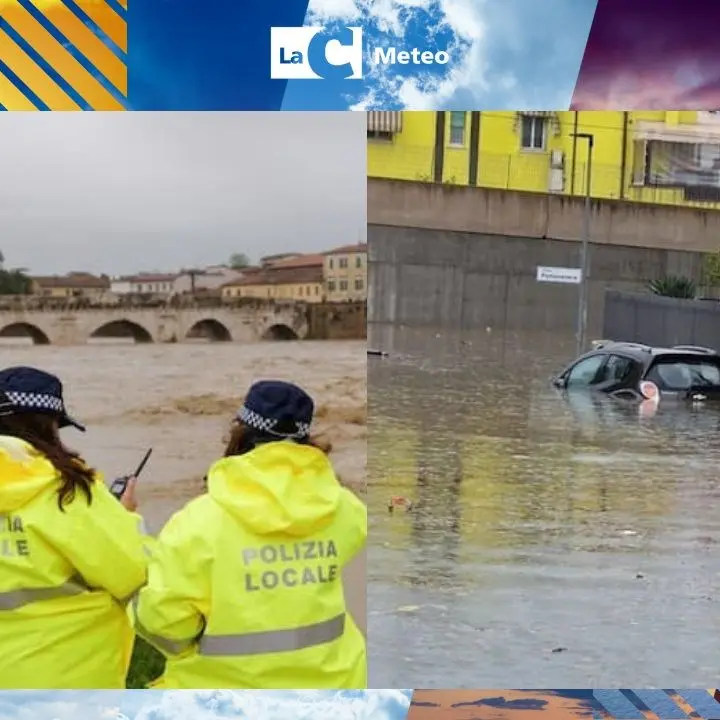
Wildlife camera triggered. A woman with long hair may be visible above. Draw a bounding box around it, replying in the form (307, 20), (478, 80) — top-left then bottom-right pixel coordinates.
(0, 366), (149, 688)
(135, 379), (367, 688)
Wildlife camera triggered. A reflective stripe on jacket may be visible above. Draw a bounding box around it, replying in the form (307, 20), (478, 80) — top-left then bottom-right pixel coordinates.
(135, 440), (367, 689)
(0, 436), (148, 688)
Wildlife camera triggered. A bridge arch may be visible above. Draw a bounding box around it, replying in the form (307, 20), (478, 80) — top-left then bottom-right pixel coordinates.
(185, 318), (232, 342)
(262, 323), (299, 341)
(89, 320), (153, 343)
(0, 322), (51, 345)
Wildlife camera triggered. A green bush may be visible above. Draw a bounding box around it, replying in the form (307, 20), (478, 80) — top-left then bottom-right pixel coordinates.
(647, 275), (697, 299)
(126, 637), (165, 689)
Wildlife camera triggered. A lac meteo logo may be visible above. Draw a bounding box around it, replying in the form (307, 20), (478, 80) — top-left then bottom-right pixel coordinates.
(270, 27), (363, 80)
(270, 26), (449, 80)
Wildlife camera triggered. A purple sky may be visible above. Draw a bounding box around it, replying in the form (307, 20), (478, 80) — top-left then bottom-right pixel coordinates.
(572, 0), (720, 109)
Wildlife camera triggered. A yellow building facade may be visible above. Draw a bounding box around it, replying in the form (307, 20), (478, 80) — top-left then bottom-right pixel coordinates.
(222, 267), (324, 303)
(324, 243), (368, 302)
(367, 110), (720, 210)
(31, 273), (110, 298)
(222, 281), (324, 302)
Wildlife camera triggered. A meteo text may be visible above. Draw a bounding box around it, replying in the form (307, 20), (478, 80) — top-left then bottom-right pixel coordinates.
(372, 47), (450, 66)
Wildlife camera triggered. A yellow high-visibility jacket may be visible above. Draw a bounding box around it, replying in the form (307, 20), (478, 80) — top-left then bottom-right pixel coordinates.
(0, 435), (149, 688)
(135, 440), (367, 689)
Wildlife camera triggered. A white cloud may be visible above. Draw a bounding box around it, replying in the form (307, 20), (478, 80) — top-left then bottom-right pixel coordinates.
(307, 0), (490, 109)
(133, 690), (411, 720)
(0, 692), (412, 720)
(100, 709), (131, 720)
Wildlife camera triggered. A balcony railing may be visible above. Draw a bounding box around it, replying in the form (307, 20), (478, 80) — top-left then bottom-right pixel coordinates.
(367, 144), (720, 209)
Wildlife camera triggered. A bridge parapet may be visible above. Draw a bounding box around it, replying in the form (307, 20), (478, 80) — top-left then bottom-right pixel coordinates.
(0, 302), (310, 345)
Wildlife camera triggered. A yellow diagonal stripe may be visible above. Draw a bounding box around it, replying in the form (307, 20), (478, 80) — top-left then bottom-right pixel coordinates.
(1, 2), (123, 109)
(116, 0), (126, 8)
(0, 71), (37, 109)
(29, 0), (126, 95)
(0, 27), (79, 109)
(77, 0), (126, 53)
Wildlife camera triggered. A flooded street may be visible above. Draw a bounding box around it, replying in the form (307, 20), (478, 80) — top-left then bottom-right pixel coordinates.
(368, 327), (720, 687)
(0, 339), (366, 632)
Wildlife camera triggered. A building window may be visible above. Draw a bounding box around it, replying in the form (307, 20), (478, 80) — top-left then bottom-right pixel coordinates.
(354, 278), (364, 290)
(520, 116), (545, 150)
(298, 287), (304, 296)
(355, 255), (363, 268)
(449, 112), (466, 146)
(315, 286), (319, 295)
(328, 281), (336, 292)
(338, 257), (348, 269)
(339, 280), (348, 291)
(328, 258), (334, 269)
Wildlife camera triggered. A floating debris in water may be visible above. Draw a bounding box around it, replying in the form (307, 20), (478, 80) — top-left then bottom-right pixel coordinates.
(388, 495), (413, 512)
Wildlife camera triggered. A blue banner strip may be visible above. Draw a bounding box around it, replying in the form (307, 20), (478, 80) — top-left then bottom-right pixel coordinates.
(593, 690), (646, 719)
(128, 1), (310, 110)
(630, 690), (688, 719)
(674, 690), (720, 719)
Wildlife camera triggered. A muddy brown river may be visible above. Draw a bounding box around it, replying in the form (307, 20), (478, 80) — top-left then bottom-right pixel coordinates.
(0, 338), (366, 632)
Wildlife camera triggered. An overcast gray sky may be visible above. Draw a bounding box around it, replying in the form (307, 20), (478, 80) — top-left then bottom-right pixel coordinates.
(0, 112), (366, 275)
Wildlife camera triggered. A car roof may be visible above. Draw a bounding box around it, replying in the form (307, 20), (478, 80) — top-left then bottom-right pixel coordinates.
(589, 341), (718, 359)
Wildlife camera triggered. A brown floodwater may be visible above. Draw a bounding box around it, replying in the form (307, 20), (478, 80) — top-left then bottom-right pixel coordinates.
(0, 338), (366, 632)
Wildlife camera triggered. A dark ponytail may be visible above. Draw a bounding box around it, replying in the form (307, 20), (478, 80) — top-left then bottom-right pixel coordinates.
(0, 413), (95, 509)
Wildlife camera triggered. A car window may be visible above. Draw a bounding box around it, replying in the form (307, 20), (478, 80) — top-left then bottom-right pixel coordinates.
(601, 354), (637, 383)
(565, 354), (606, 387)
(646, 356), (720, 390)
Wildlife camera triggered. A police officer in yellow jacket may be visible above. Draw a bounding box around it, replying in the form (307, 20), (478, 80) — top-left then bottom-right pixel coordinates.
(0, 366), (148, 689)
(134, 379), (367, 688)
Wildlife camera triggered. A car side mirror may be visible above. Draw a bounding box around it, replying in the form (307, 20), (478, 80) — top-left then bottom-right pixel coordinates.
(552, 376), (567, 388)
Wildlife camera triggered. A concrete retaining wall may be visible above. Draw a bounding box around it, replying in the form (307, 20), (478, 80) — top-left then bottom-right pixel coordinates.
(368, 178), (720, 252)
(368, 179), (714, 337)
(369, 225), (704, 337)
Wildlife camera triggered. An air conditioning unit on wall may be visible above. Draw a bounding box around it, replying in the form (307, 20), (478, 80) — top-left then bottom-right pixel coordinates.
(548, 150), (565, 192)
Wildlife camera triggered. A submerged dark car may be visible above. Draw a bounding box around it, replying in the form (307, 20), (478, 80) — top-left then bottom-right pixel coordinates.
(552, 341), (720, 402)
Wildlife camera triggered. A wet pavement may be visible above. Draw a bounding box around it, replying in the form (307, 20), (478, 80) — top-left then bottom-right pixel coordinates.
(368, 327), (720, 687)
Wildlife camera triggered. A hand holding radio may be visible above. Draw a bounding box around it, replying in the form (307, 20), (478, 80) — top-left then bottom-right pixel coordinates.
(116, 475), (138, 512)
(110, 449), (153, 511)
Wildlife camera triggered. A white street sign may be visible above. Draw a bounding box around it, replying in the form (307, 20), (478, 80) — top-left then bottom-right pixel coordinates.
(536, 265), (582, 284)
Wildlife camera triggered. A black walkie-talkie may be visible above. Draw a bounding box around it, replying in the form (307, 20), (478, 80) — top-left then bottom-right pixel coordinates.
(110, 448), (153, 499)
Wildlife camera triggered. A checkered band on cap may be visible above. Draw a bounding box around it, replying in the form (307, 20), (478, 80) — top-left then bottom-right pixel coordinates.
(5, 391), (64, 413)
(239, 405), (311, 439)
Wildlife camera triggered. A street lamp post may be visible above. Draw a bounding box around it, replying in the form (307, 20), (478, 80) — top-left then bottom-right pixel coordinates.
(572, 132), (594, 356)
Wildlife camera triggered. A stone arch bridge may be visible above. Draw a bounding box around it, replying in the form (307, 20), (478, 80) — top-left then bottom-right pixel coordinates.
(0, 304), (309, 345)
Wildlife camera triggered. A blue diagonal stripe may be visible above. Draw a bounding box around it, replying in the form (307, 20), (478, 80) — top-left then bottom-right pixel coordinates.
(593, 691), (646, 719)
(102, 0), (126, 20)
(0, 103), (6, 110)
(674, 690), (720, 719)
(0, 17), (90, 110)
(60, 0), (125, 58)
(16, 0), (126, 104)
(0, 57), (45, 109)
(630, 690), (688, 719)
